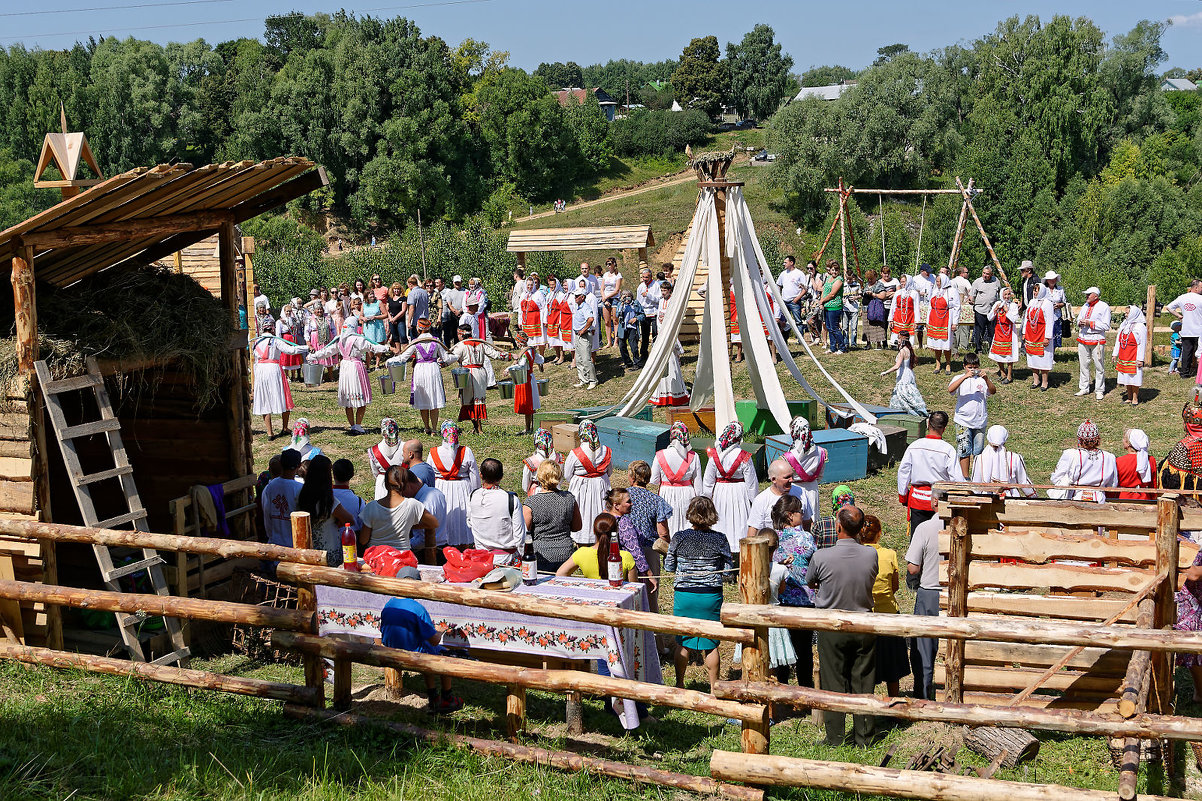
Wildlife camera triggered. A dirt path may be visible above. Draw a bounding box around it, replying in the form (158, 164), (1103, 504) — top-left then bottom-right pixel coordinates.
(514, 171), (699, 223)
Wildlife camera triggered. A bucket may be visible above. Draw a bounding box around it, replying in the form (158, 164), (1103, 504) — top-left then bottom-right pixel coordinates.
(302, 362), (324, 388)
(497, 381), (515, 400)
(388, 361), (407, 383)
(537, 378), (548, 396)
(452, 367), (471, 390)
(378, 375), (396, 395)
(507, 362), (529, 384)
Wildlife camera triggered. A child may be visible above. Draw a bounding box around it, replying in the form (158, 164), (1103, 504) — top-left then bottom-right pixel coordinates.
(859, 514), (910, 697)
(1170, 319), (1183, 375)
(379, 566), (464, 714)
(733, 527), (797, 720)
(615, 290), (644, 369)
(770, 494), (815, 687)
(331, 458), (366, 534)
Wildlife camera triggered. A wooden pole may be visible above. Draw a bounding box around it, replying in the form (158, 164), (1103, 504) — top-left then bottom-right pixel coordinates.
(332, 655), (352, 711)
(838, 179), (849, 282)
(1117, 734), (1142, 801)
(275, 562), (754, 645)
(945, 515), (969, 703)
(1146, 284), (1156, 368)
(506, 685), (527, 740)
(824, 188), (986, 196)
(843, 188), (863, 281)
(1152, 494), (1180, 715)
(947, 201), (968, 274)
(955, 177), (1009, 288)
(219, 219), (252, 478)
(289, 512), (324, 708)
(0, 641), (316, 704)
(709, 750), (1177, 801)
(738, 534), (772, 756)
(811, 190), (843, 264)
(1118, 599), (1156, 718)
(286, 705), (764, 801)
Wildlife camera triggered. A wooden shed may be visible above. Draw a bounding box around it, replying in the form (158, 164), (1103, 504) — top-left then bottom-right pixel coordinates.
(166, 232), (255, 312)
(0, 158), (326, 648)
(506, 225), (654, 269)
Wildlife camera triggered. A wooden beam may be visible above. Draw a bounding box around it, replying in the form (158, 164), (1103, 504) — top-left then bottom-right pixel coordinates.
(737, 535), (771, 755)
(956, 176), (1008, 288)
(1118, 598), (1156, 718)
(10, 250), (36, 375)
(823, 188), (986, 195)
(290, 513), (324, 708)
(218, 219), (250, 478)
(19, 210), (233, 249)
(230, 167), (329, 223)
(945, 515), (970, 703)
(1152, 495), (1180, 715)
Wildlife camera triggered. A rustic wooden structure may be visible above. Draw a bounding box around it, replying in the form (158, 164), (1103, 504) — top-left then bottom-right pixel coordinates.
(505, 224), (654, 269)
(167, 474), (257, 599)
(33, 106), (104, 199)
(166, 232), (256, 315)
(0, 158), (327, 649)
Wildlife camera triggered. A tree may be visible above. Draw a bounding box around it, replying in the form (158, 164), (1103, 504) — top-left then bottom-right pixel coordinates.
(563, 90), (611, 173)
(726, 24), (794, 121)
(534, 61), (583, 89)
(873, 43), (910, 66)
(671, 36), (728, 116)
(799, 65), (856, 87)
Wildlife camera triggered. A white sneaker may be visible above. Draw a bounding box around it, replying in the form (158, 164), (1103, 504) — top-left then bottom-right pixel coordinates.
(1074, 389), (1089, 397)
(1096, 392), (1105, 400)
(587, 382), (598, 390)
(572, 381), (585, 388)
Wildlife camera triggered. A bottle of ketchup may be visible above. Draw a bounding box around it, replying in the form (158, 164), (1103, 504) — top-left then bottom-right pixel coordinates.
(341, 524), (359, 571)
(608, 540), (622, 588)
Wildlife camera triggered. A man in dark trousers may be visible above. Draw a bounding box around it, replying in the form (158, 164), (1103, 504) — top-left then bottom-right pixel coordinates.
(906, 515), (943, 700)
(807, 505), (878, 747)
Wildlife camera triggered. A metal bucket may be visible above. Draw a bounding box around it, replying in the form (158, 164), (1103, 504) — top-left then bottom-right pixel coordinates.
(497, 380), (515, 400)
(537, 378), (548, 396)
(302, 362), (324, 387)
(388, 360), (407, 383)
(506, 362), (529, 384)
(378, 375), (396, 395)
(452, 367), (471, 390)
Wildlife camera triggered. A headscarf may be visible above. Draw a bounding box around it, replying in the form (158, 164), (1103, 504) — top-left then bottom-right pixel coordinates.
(380, 418), (400, 447)
(1077, 420), (1100, 451)
(1117, 305), (1146, 337)
(256, 314), (274, 336)
(1184, 391), (1202, 439)
(717, 421), (744, 452)
(973, 425), (1013, 484)
(579, 420), (600, 450)
(417, 318), (431, 333)
(1032, 283), (1049, 303)
(831, 485), (855, 510)
(534, 428), (554, 457)
(1127, 428), (1151, 483)
(790, 416), (813, 453)
(669, 421), (691, 449)
(441, 421), (460, 447)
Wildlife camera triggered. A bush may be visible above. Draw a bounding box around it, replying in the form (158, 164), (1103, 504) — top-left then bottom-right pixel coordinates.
(609, 109), (713, 158)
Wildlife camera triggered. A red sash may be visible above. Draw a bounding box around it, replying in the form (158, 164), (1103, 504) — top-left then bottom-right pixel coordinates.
(431, 446), (466, 481)
(784, 450), (825, 484)
(927, 296), (950, 341)
(891, 295), (915, 335)
(656, 450), (694, 487)
(573, 446), (612, 478)
(1023, 307), (1046, 357)
(1116, 330), (1140, 375)
(370, 444), (390, 475)
(990, 311), (1013, 359)
(707, 448), (751, 483)
(905, 485), (935, 511)
(728, 290), (740, 337)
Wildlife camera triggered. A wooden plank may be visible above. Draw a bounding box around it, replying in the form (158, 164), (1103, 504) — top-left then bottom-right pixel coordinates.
(60, 418), (123, 440)
(21, 210), (233, 249)
(0, 482), (35, 515)
(939, 591), (1137, 622)
(939, 641), (1130, 673)
(957, 692), (1119, 713)
(0, 537), (41, 558)
(938, 561), (1153, 593)
(939, 530), (1198, 568)
(0, 457), (32, 481)
(0, 414), (30, 440)
(0, 556), (24, 642)
(41, 373), (102, 394)
(935, 664), (1123, 695)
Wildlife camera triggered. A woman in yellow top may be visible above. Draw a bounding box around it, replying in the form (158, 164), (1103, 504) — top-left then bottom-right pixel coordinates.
(860, 514), (910, 697)
(556, 513), (638, 583)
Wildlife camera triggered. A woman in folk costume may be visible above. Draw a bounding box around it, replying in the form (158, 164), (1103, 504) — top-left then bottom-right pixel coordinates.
(511, 330), (545, 435)
(522, 428), (562, 495)
(366, 418), (404, 500)
(881, 331), (928, 417)
(251, 318), (308, 439)
(283, 418), (322, 463)
(969, 425), (1035, 497)
(1023, 283), (1055, 391)
(427, 422), (481, 548)
(887, 274), (918, 346)
(1116, 428), (1157, 500)
(650, 282), (690, 407)
(701, 421), (759, 554)
(783, 416), (827, 522)
(460, 290), (498, 390)
(450, 323), (510, 434)
(563, 420), (613, 545)
(1114, 305), (1148, 405)
(305, 303), (337, 381)
(925, 282), (959, 374)
(309, 318), (391, 435)
(393, 318), (455, 435)
(275, 303), (305, 381)
(652, 422), (703, 536)
(1050, 420), (1118, 503)
(728, 288), (744, 363)
(543, 275), (567, 364)
(519, 276), (547, 352)
(987, 287), (1021, 384)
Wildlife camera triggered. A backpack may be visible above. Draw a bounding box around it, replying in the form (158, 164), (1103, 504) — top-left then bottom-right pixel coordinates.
(867, 297), (887, 323)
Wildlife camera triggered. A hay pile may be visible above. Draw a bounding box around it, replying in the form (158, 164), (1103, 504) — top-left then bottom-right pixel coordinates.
(1, 266), (235, 410)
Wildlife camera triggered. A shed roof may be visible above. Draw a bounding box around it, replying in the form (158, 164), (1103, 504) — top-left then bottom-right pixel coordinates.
(0, 158), (324, 288)
(507, 225), (654, 253)
(792, 82), (855, 102)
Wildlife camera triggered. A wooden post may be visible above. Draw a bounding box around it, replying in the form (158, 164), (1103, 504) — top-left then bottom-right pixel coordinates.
(944, 515), (970, 703)
(838, 180), (848, 282)
(506, 684), (527, 740)
(1152, 495), (1179, 716)
(738, 534), (771, 755)
(1146, 284), (1156, 368)
(947, 201), (968, 274)
(955, 177), (1009, 289)
(565, 690), (584, 734)
(219, 220), (251, 478)
(333, 655), (352, 711)
(290, 512), (324, 708)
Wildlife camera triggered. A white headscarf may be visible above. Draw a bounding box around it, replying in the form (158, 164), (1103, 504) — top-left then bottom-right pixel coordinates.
(1032, 283), (1049, 304)
(1118, 304), (1146, 337)
(972, 425), (1012, 484)
(1127, 428), (1151, 483)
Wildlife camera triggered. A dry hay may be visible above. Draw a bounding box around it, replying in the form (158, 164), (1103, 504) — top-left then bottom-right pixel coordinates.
(1, 265), (234, 411)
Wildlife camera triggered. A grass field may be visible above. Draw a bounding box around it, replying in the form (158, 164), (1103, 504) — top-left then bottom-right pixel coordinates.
(2, 328), (1196, 800)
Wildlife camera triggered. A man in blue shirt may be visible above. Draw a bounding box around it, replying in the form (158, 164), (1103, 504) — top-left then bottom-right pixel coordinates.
(380, 567), (463, 713)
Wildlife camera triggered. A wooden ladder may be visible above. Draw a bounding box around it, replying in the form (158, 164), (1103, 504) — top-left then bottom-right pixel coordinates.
(33, 357), (189, 666)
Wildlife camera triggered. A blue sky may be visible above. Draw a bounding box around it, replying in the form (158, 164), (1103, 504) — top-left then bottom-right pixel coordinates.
(2, 0), (1201, 72)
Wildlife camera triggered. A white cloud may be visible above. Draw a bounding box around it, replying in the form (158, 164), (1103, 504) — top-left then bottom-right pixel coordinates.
(1169, 11), (1202, 28)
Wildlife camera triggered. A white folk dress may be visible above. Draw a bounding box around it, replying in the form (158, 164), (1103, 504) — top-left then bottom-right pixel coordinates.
(366, 439), (404, 500)
(1051, 448), (1118, 504)
(251, 335), (308, 416)
(651, 445), (702, 536)
(1023, 299), (1055, 372)
(889, 356), (928, 417)
(428, 443), (481, 547)
(784, 445), (827, 524)
(563, 443), (613, 545)
(395, 336), (454, 411)
(650, 299), (689, 406)
(450, 338), (508, 421)
(311, 333), (390, 408)
(521, 451), (563, 495)
(702, 444), (759, 553)
(987, 301), (1021, 365)
(1115, 318), (1147, 387)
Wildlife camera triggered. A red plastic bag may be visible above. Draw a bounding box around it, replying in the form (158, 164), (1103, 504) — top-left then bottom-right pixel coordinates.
(442, 547), (494, 583)
(363, 545), (418, 578)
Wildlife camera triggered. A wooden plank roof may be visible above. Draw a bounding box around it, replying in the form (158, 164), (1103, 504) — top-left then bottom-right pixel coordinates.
(0, 158), (324, 288)
(506, 224), (654, 253)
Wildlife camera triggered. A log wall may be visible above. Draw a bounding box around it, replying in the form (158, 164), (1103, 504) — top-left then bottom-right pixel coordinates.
(0, 379), (47, 642)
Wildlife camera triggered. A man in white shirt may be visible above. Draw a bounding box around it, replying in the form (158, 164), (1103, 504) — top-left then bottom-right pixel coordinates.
(635, 264), (661, 361)
(1074, 286), (1111, 400)
(777, 255), (807, 327)
(948, 353), (996, 477)
(1043, 271), (1067, 349)
(262, 450), (303, 547)
(1166, 278), (1202, 378)
(911, 264), (935, 348)
(571, 283), (598, 389)
(897, 411), (964, 535)
(949, 266), (973, 351)
(404, 467), (447, 552)
(509, 268), (526, 313)
(466, 458), (527, 556)
(747, 460), (805, 538)
(443, 275), (466, 336)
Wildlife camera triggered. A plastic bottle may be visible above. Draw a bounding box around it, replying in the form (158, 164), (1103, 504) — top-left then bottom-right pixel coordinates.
(521, 534), (538, 586)
(341, 524), (359, 571)
(608, 540), (622, 588)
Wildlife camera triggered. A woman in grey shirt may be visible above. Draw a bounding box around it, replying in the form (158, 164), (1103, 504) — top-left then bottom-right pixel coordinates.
(522, 461), (582, 572)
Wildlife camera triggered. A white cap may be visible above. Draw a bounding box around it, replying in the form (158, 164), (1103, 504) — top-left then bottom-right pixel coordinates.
(452, 274), (463, 283)
(1043, 270), (1059, 282)
(1083, 286), (1101, 296)
(574, 281), (588, 296)
(1020, 260), (1035, 271)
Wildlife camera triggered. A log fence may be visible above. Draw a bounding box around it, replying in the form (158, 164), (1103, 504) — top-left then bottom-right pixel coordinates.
(0, 501), (1196, 801)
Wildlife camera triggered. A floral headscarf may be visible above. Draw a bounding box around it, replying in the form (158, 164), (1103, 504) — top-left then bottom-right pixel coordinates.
(380, 418), (399, 447)
(1185, 390), (1202, 438)
(441, 421), (460, 447)
(717, 421), (744, 451)
(579, 420), (600, 449)
(534, 428), (554, 456)
(669, 421), (690, 449)
(291, 418), (310, 442)
(831, 484), (855, 510)
(1077, 419), (1100, 451)
(790, 416), (813, 453)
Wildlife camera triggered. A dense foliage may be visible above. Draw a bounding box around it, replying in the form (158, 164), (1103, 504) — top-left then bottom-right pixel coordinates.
(770, 15), (1202, 304)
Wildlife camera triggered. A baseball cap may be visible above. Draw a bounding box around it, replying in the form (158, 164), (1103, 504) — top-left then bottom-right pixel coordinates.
(919, 263), (931, 274)
(1083, 286), (1101, 296)
(452, 274), (463, 283)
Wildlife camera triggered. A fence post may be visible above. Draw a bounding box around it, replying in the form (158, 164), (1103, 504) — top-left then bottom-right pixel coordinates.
(1153, 495), (1180, 715)
(738, 535), (772, 755)
(506, 685), (527, 740)
(1146, 284), (1156, 368)
(944, 515), (970, 704)
(290, 512), (324, 708)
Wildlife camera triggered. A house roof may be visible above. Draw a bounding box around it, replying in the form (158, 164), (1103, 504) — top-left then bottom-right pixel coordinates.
(554, 87), (618, 107)
(507, 225), (654, 253)
(792, 82), (856, 102)
(1162, 77), (1198, 92)
(0, 158), (325, 288)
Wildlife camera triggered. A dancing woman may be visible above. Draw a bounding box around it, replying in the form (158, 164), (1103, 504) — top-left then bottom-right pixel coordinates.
(394, 319), (455, 434)
(309, 319), (391, 435)
(251, 319), (309, 439)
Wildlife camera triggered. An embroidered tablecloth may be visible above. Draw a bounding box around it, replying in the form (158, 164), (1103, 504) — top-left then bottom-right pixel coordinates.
(315, 574), (664, 729)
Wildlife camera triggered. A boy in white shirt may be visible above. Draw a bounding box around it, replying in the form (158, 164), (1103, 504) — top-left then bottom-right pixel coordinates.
(948, 352), (996, 477)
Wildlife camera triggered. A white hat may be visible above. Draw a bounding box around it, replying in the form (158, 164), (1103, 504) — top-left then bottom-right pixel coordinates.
(573, 283), (588, 296)
(1083, 286), (1101, 296)
(1020, 260), (1035, 271)
(452, 274), (463, 283)
(1043, 270), (1059, 282)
